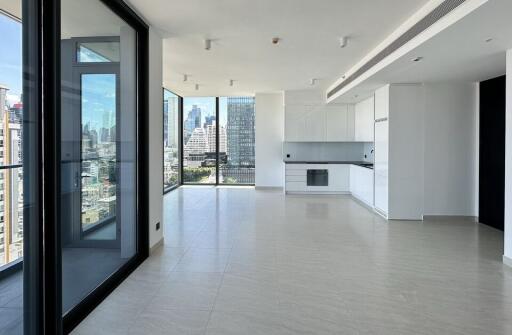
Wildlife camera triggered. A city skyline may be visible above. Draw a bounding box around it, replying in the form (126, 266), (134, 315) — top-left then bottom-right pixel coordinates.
(0, 14), (22, 103)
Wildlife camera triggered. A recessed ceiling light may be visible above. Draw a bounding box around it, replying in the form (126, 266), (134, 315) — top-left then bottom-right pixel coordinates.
(272, 37), (280, 45)
(339, 36), (348, 48)
(204, 39), (212, 50)
(310, 78), (317, 86)
(412, 56), (423, 62)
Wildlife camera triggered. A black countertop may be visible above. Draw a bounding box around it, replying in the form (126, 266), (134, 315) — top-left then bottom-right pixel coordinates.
(284, 161), (374, 169)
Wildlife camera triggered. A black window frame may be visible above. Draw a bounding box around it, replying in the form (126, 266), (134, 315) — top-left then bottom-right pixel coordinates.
(163, 88), (182, 194)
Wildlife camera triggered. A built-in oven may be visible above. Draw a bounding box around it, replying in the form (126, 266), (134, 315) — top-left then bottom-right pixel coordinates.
(307, 169), (329, 186)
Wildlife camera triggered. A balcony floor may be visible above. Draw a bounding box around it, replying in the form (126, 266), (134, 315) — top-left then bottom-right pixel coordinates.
(0, 243), (126, 334)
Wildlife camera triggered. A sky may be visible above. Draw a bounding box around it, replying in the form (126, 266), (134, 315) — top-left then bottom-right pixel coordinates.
(0, 14), (22, 106)
(183, 97), (228, 126)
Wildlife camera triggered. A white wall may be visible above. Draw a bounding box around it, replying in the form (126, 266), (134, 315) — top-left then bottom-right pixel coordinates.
(148, 27), (164, 249)
(255, 92), (284, 188)
(423, 83), (479, 216)
(504, 50), (512, 266)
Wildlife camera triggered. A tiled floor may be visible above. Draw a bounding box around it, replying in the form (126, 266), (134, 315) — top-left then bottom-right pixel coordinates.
(72, 186), (512, 335)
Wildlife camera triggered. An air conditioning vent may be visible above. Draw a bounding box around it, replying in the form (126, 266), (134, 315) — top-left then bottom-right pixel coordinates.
(327, 0), (466, 99)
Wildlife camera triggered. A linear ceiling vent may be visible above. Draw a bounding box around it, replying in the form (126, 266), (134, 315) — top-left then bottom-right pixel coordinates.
(327, 0), (466, 99)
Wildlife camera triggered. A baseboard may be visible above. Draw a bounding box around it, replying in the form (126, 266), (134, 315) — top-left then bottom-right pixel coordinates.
(149, 237), (164, 254)
(255, 186), (283, 191)
(423, 215), (478, 222)
(504, 255), (512, 268)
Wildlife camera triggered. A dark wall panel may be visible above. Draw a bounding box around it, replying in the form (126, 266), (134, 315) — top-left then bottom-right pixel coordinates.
(479, 75), (506, 231)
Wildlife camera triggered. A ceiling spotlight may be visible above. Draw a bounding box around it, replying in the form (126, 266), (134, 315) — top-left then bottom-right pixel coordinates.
(310, 78), (317, 86)
(339, 36), (348, 48)
(412, 56), (423, 62)
(195, 84), (199, 91)
(485, 38), (493, 43)
(229, 79), (234, 87)
(183, 74), (188, 82)
(204, 39), (212, 50)
(272, 37), (280, 45)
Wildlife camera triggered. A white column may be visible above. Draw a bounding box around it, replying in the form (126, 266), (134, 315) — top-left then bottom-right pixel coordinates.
(504, 49), (512, 267)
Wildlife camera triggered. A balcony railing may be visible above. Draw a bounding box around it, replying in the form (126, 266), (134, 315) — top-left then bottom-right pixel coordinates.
(219, 166), (255, 184)
(0, 164), (24, 269)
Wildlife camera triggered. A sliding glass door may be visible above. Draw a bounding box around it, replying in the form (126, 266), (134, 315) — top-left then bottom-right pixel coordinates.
(59, 1), (148, 330)
(181, 96), (255, 185)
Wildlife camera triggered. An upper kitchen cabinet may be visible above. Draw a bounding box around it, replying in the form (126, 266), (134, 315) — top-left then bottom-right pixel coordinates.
(375, 85), (390, 120)
(326, 104), (355, 141)
(284, 90), (354, 142)
(354, 96), (374, 142)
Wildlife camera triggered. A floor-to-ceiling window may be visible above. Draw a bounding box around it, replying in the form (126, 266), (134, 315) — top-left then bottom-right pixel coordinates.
(182, 97), (217, 184)
(180, 96), (255, 185)
(0, 3), (23, 334)
(219, 97), (255, 184)
(163, 89), (180, 191)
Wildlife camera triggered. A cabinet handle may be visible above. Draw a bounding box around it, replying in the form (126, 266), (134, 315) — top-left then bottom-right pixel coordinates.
(375, 117), (388, 123)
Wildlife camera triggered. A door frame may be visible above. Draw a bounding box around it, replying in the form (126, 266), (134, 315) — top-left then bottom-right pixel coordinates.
(23, 0), (150, 334)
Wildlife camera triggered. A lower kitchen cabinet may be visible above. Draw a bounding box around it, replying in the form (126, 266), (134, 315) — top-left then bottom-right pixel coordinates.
(349, 165), (374, 206)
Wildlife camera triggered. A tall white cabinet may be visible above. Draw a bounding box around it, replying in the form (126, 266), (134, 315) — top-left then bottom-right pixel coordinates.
(354, 96), (374, 142)
(373, 84), (424, 220)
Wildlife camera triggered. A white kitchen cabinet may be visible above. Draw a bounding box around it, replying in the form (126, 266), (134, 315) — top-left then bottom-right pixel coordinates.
(374, 119), (388, 215)
(349, 165), (374, 207)
(354, 96), (374, 142)
(374, 85), (389, 120)
(285, 104), (325, 142)
(285, 163), (350, 194)
(284, 90), (354, 142)
(325, 105), (355, 141)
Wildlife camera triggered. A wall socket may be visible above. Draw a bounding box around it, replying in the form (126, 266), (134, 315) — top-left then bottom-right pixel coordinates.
(156, 222), (160, 231)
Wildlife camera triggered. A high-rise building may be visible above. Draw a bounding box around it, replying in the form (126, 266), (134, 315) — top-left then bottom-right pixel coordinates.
(184, 105), (202, 143)
(184, 127), (207, 157)
(226, 97), (255, 167)
(205, 122), (226, 153)
(0, 85), (23, 266)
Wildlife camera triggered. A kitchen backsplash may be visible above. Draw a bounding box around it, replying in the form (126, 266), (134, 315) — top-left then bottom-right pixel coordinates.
(283, 142), (373, 162)
(363, 142), (374, 163)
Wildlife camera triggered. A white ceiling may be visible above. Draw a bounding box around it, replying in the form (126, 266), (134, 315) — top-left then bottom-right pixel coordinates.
(0, 0), (21, 19)
(331, 0), (512, 104)
(128, 0), (429, 96)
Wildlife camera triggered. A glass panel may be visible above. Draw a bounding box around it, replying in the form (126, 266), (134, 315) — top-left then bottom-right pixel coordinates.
(163, 89), (179, 190)
(61, 0), (137, 314)
(0, 3), (23, 333)
(219, 97), (255, 184)
(77, 42), (120, 63)
(81, 74), (117, 237)
(183, 97), (216, 184)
